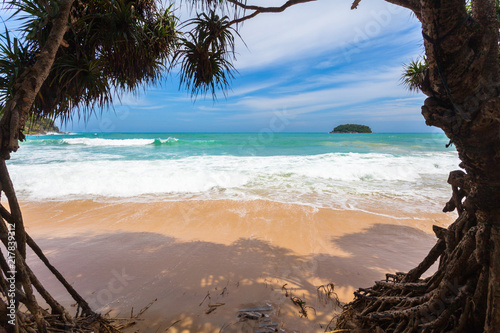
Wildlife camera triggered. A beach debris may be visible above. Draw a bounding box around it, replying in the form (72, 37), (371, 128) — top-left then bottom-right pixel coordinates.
(165, 319), (183, 331)
(205, 307), (218, 315)
(290, 296), (309, 318)
(255, 320), (280, 332)
(260, 322), (278, 328)
(205, 302), (226, 314)
(238, 311), (263, 320)
(317, 283), (341, 306)
(136, 298), (158, 318)
(235, 304), (282, 332)
(281, 284), (314, 318)
(237, 305), (273, 313)
(210, 302), (226, 308)
(237, 304), (274, 320)
(199, 291), (211, 306)
(281, 284), (289, 297)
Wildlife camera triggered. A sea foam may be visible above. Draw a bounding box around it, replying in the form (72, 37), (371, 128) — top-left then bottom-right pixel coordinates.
(61, 137), (178, 146)
(9, 133), (462, 215)
(9, 151), (459, 214)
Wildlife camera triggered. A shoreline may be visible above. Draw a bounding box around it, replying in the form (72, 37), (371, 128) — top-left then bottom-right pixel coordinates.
(21, 199), (455, 332)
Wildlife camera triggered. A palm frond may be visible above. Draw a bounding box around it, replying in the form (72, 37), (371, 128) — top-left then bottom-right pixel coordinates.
(401, 57), (427, 92)
(8, 0), (59, 47)
(0, 28), (34, 107)
(175, 10), (240, 98)
(1, 0), (180, 123)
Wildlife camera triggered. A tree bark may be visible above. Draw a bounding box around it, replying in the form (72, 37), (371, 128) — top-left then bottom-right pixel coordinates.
(337, 0), (500, 331)
(0, 0), (93, 331)
(486, 210), (500, 332)
(418, 0), (500, 328)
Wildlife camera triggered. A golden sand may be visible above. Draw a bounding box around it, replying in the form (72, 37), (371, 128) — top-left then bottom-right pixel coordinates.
(21, 200), (455, 332)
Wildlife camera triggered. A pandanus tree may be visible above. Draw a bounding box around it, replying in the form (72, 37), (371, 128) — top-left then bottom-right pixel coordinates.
(0, 0), (274, 330)
(0, 0), (180, 331)
(0, 0), (499, 332)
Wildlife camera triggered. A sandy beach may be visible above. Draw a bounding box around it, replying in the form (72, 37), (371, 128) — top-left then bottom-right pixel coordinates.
(20, 199), (455, 332)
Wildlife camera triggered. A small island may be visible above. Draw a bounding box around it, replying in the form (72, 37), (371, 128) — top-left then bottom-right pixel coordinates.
(330, 124), (372, 133)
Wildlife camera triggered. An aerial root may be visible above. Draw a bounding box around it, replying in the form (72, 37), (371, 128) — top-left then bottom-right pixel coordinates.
(334, 171), (489, 333)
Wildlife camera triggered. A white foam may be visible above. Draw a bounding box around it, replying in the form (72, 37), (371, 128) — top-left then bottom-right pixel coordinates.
(9, 152), (460, 215)
(61, 137), (178, 146)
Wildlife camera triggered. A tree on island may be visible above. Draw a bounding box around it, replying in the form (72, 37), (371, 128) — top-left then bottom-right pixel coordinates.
(24, 116), (60, 134)
(331, 124), (372, 133)
(0, 0), (499, 332)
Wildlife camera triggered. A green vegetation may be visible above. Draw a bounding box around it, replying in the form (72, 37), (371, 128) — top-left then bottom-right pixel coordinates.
(330, 124), (372, 133)
(0, 0), (178, 123)
(24, 116), (60, 134)
(401, 57), (427, 92)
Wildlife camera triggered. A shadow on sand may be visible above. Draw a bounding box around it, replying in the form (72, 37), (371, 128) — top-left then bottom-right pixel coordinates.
(26, 223), (437, 332)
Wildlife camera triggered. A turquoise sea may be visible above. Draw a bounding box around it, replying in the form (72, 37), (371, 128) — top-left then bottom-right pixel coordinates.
(8, 132), (460, 216)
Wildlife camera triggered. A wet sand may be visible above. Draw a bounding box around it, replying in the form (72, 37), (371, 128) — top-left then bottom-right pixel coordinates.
(20, 200), (455, 332)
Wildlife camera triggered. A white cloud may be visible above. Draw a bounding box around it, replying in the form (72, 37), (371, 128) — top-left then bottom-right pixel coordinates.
(230, 66), (409, 110)
(210, 60), (427, 128)
(233, 0), (419, 69)
(226, 77), (286, 97)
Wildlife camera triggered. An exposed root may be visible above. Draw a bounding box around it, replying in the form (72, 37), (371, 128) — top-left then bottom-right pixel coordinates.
(335, 170), (493, 332)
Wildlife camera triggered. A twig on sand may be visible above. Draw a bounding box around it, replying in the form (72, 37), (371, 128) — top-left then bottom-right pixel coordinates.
(165, 319), (183, 331)
(136, 298), (158, 318)
(281, 284), (289, 297)
(205, 307), (218, 314)
(290, 296), (309, 318)
(209, 302), (226, 308)
(199, 291), (211, 306)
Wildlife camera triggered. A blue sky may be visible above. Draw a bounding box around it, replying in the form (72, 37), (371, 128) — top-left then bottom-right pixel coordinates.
(5, 0), (441, 133)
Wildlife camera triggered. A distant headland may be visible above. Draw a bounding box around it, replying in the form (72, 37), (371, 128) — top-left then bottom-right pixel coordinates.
(25, 116), (62, 135)
(330, 124), (372, 133)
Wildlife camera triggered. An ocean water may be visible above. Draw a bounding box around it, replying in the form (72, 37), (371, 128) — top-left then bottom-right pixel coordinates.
(8, 132), (460, 215)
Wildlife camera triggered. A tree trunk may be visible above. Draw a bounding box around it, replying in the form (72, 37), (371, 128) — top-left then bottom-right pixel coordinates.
(0, 0), (102, 331)
(420, 0), (500, 328)
(0, 0), (75, 158)
(337, 0), (500, 331)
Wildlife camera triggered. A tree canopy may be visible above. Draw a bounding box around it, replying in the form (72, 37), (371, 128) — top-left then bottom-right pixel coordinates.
(0, 0), (178, 122)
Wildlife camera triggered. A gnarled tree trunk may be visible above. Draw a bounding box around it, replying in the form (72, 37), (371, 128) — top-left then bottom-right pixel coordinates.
(0, 1), (108, 331)
(337, 0), (500, 331)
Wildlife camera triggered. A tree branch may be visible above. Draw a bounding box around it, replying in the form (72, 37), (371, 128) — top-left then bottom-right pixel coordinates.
(227, 0), (316, 12)
(226, 0), (316, 25)
(0, 0), (74, 156)
(351, 0), (422, 20)
(384, 0), (422, 20)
